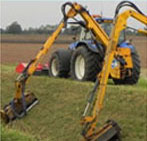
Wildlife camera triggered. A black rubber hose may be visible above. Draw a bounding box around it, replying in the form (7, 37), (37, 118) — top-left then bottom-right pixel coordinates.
(115, 1), (145, 17)
(88, 78), (99, 103)
(61, 2), (75, 22)
(22, 59), (35, 73)
(61, 2), (87, 22)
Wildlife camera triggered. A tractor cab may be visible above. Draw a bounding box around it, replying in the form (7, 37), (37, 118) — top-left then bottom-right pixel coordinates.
(79, 17), (125, 45)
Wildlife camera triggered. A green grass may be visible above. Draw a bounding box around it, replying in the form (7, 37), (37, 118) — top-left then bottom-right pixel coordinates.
(1, 125), (35, 141)
(1, 64), (147, 141)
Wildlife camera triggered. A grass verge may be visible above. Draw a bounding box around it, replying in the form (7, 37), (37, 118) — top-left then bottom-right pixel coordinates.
(1, 124), (35, 141)
(1, 64), (147, 141)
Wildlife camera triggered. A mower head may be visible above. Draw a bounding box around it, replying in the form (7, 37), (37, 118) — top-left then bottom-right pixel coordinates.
(94, 120), (121, 141)
(1, 92), (38, 123)
(82, 120), (121, 141)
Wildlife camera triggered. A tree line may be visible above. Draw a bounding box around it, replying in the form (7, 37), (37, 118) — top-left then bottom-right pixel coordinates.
(1, 21), (145, 35)
(0, 21), (81, 35)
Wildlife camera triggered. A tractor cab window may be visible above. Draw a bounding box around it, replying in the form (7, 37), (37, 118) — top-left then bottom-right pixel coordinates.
(101, 22), (125, 44)
(80, 22), (125, 44)
(80, 28), (92, 40)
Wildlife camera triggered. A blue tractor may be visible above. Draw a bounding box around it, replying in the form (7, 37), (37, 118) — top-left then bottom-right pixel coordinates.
(49, 17), (140, 84)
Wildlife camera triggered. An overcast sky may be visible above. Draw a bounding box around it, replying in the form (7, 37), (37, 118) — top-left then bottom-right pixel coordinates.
(1, 0), (147, 29)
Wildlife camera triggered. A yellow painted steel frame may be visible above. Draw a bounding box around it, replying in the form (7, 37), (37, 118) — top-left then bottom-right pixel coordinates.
(14, 21), (65, 99)
(3, 2), (147, 139)
(115, 48), (132, 68)
(14, 3), (109, 100)
(82, 10), (147, 139)
(110, 48), (132, 79)
(138, 29), (147, 35)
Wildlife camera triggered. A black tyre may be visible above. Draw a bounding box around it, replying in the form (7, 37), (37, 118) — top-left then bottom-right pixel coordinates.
(70, 45), (103, 81)
(49, 48), (71, 78)
(113, 49), (140, 85)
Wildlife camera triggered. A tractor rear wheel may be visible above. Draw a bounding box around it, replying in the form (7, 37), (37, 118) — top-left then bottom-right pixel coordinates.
(113, 49), (140, 85)
(49, 48), (71, 78)
(70, 45), (103, 81)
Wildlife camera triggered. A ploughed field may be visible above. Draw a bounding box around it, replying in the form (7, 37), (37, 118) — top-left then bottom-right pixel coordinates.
(1, 34), (147, 68)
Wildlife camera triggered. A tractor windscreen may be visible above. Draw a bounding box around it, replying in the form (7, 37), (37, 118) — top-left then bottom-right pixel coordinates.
(101, 22), (125, 44)
(80, 22), (125, 44)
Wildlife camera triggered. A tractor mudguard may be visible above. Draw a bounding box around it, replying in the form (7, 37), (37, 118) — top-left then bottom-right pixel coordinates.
(69, 40), (104, 54)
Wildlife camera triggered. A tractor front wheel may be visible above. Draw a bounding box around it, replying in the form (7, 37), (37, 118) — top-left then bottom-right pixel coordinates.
(70, 45), (103, 81)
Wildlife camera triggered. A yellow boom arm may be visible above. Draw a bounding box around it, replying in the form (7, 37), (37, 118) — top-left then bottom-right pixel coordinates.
(1, 2), (146, 140)
(1, 2), (111, 123)
(81, 8), (147, 140)
(15, 2), (109, 100)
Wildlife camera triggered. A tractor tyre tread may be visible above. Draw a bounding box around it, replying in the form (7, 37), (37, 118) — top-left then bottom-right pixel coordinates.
(70, 46), (103, 81)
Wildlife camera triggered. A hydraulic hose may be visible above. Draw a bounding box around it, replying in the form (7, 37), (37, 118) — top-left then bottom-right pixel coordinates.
(115, 1), (146, 18)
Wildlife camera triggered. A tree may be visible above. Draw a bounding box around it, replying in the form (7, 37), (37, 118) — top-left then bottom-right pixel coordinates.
(0, 28), (5, 33)
(6, 21), (22, 34)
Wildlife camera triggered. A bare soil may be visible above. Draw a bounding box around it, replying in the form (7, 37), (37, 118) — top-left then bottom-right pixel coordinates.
(1, 43), (68, 65)
(1, 34), (147, 68)
(1, 34), (74, 43)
